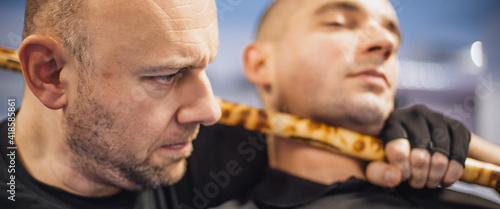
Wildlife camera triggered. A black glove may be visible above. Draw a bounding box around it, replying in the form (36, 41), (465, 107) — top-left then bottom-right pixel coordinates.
(380, 105), (471, 167)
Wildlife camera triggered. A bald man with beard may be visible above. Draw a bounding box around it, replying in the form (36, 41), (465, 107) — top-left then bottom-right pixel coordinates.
(0, 0), (221, 208)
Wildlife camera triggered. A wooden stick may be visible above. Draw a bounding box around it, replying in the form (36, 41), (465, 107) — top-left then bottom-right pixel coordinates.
(217, 98), (500, 192)
(0, 47), (22, 73)
(1, 46), (499, 192)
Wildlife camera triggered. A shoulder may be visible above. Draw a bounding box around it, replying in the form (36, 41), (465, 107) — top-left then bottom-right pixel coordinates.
(174, 124), (269, 208)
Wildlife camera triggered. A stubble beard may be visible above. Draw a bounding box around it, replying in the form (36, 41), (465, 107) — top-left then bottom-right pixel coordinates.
(275, 82), (393, 136)
(286, 93), (389, 136)
(311, 60), (395, 135)
(63, 77), (191, 191)
(332, 93), (390, 130)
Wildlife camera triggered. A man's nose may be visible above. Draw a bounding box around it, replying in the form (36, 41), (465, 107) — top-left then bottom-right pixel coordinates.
(357, 20), (398, 61)
(176, 69), (221, 126)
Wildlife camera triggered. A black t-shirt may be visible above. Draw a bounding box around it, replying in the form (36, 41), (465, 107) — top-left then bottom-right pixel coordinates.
(0, 120), (174, 209)
(218, 168), (500, 209)
(172, 124), (269, 209)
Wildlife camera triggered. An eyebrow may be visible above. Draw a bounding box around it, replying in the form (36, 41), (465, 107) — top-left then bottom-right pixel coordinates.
(138, 53), (217, 75)
(315, 1), (402, 41)
(315, 1), (361, 15)
(139, 64), (191, 75)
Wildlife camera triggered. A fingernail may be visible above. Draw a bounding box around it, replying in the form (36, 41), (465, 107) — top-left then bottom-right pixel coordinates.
(385, 170), (395, 185)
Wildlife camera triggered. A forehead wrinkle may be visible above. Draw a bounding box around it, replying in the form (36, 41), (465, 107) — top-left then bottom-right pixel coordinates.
(149, 0), (211, 20)
(90, 0), (218, 71)
(169, 0), (211, 20)
(192, 0), (211, 18)
(161, 7), (217, 69)
(145, 0), (216, 39)
(171, 4), (193, 9)
(164, 21), (217, 33)
(152, 0), (209, 21)
(163, 39), (216, 69)
(147, 0), (172, 20)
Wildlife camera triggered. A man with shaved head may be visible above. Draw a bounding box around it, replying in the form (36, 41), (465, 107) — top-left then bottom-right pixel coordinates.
(175, 0), (500, 208)
(0, 0), (221, 208)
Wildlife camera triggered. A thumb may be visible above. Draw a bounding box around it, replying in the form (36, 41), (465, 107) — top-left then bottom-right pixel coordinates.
(366, 161), (402, 188)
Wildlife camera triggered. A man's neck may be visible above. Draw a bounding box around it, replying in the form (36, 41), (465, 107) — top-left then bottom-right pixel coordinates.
(267, 135), (366, 185)
(14, 92), (121, 197)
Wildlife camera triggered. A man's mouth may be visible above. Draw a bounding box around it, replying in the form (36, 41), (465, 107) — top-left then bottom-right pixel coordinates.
(347, 69), (390, 88)
(157, 125), (199, 154)
(160, 141), (193, 153)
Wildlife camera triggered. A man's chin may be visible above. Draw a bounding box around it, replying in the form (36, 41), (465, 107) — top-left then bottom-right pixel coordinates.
(311, 95), (390, 131)
(120, 158), (188, 191)
(159, 158), (188, 186)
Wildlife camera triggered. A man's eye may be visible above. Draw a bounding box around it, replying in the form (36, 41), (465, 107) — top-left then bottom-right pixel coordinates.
(155, 74), (177, 85)
(326, 22), (344, 27)
(151, 69), (186, 85)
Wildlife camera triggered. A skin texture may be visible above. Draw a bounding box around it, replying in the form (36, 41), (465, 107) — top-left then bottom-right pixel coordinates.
(244, 0), (464, 188)
(16, 0), (221, 197)
(469, 133), (500, 166)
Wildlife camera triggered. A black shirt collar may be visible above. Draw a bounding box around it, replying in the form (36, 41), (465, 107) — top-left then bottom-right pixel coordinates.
(251, 168), (369, 208)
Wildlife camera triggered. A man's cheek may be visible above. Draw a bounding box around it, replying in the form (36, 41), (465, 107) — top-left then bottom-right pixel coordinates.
(388, 59), (400, 85)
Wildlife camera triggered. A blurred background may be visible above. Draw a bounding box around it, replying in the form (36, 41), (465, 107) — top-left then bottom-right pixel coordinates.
(1, 0), (499, 203)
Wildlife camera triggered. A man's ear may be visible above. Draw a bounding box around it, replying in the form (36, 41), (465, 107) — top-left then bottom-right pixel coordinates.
(243, 42), (273, 88)
(18, 35), (70, 110)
